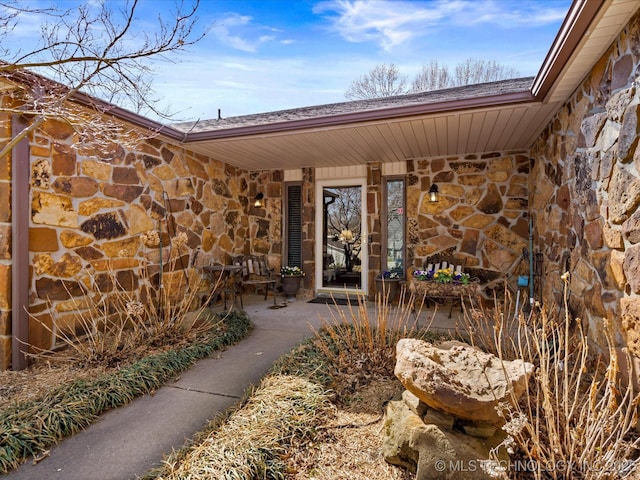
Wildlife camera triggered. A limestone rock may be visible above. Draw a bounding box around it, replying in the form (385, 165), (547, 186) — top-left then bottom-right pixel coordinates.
(60, 230), (93, 248)
(78, 198), (125, 216)
(579, 106), (603, 146)
(618, 104), (640, 162)
(52, 177), (99, 197)
(32, 191), (78, 228)
(383, 400), (497, 480)
(477, 184), (503, 214)
(402, 389), (428, 417)
(125, 204), (154, 235)
(609, 166), (640, 224)
(623, 244), (640, 294)
(81, 159), (112, 181)
(623, 210), (640, 244)
(394, 339), (534, 425)
(81, 213), (126, 240)
(622, 297), (640, 357)
(103, 184), (144, 203)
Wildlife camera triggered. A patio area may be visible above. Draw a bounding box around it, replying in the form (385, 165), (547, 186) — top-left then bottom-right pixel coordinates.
(209, 292), (464, 338)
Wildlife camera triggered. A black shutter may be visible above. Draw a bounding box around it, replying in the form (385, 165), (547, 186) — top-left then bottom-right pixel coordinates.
(286, 183), (302, 268)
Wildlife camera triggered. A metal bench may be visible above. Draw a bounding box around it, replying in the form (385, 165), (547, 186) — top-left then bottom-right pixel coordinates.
(232, 254), (277, 307)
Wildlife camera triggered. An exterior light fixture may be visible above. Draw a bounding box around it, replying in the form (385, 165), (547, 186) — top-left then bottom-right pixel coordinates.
(428, 184), (439, 202)
(254, 192), (265, 208)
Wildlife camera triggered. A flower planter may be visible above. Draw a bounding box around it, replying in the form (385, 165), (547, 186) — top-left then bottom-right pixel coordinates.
(281, 274), (303, 296)
(375, 278), (401, 303)
(410, 280), (479, 298)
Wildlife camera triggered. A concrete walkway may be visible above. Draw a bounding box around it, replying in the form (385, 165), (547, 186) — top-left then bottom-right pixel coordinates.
(4, 295), (458, 480)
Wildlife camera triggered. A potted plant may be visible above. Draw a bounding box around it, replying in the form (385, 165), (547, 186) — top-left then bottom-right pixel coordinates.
(280, 265), (304, 297)
(375, 270), (401, 303)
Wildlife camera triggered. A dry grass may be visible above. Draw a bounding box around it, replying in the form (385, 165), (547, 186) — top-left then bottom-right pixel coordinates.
(460, 274), (640, 479)
(28, 232), (218, 368)
(310, 289), (438, 401)
(146, 291), (435, 479)
(156, 375), (333, 480)
(286, 376), (414, 480)
(0, 361), (107, 410)
(0, 310), (252, 475)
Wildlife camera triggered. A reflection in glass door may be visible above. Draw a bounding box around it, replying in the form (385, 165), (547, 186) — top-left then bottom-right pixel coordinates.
(384, 178), (405, 277)
(321, 185), (363, 289)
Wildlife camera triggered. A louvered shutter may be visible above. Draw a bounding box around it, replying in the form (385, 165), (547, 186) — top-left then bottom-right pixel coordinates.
(285, 183), (302, 268)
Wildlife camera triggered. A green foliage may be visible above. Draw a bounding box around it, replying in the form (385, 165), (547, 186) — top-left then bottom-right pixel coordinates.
(0, 311), (252, 474)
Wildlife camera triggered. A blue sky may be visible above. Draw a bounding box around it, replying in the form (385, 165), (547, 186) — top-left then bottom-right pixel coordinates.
(9, 0), (572, 122)
(153, 0), (571, 121)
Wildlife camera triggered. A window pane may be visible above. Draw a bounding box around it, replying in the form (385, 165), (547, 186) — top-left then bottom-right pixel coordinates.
(323, 186), (362, 288)
(386, 179), (404, 276)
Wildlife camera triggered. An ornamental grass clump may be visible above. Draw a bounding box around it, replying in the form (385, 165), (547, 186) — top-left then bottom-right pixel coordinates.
(155, 375), (332, 480)
(460, 274), (640, 479)
(30, 230), (220, 367)
(310, 290), (441, 397)
(0, 311), (252, 475)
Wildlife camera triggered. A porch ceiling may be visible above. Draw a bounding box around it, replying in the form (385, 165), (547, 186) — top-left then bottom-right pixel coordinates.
(180, 99), (560, 171)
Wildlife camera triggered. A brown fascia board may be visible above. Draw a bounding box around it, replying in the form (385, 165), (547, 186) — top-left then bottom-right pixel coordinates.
(531, 0), (605, 100)
(183, 89), (537, 142)
(69, 90), (187, 142)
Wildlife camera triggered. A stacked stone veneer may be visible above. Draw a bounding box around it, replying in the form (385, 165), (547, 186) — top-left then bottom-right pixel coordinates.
(530, 12), (640, 352)
(404, 153), (531, 283)
(0, 114), (268, 369)
(0, 111), (11, 369)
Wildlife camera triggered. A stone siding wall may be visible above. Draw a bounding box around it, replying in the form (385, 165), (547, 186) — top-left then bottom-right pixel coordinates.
(247, 170), (283, 262)
(405, 153), (531, 289)
(0, 110), (13, 369)
(0, 113), (259, 369)
(366, 162), (383, 298)
(530, 12), (640, 351)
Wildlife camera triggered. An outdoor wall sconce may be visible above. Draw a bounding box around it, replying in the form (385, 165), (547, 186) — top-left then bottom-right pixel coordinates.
(428, 184), (439, 202)
(254, 192), (265, 208)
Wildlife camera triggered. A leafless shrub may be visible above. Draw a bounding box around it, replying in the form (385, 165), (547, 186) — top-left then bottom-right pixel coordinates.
(461, 274), (640, 479)
(29, 231), (219, 367)
(310, 288), (440, 399)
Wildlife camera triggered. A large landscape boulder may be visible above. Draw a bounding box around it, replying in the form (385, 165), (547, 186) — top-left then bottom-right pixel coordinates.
(394, 339), (534, 425)
(383, 399), (499, 480)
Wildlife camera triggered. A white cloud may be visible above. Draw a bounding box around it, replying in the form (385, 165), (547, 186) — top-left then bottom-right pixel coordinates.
(314, 0), (458, 51)
(210, 13), (275, 53)
(313, 0), (567, 51)
(453, 1), (568, 27)
(147, 52), (378, 121)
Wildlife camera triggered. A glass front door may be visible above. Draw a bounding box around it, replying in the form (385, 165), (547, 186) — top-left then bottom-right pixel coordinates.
(316, 179), (367, 293)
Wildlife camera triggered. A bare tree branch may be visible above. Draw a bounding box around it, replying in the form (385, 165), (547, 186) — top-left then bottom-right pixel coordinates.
(0, 0), (205, 160)
(345, 63), (408, 100)
(411, 59), (452, 92)
(453, 58), (520, 86)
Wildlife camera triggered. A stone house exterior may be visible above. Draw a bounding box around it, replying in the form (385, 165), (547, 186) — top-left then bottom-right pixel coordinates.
(1, 0), (639, 370)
